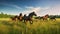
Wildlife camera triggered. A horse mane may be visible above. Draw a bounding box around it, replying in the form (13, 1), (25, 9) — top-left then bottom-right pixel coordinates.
(28, 12), (36, 17)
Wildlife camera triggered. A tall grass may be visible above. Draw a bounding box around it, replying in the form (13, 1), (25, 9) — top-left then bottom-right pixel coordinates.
(0, 19), (60, 34)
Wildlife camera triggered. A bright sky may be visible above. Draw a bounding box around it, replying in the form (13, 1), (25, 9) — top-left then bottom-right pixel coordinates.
(0, 0), (60, 16)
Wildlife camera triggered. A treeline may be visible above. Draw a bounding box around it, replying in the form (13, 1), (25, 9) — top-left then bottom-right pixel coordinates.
(0, 12), (14, 18)
(0, 12), (60, 18)
(49, 15), (60, 18)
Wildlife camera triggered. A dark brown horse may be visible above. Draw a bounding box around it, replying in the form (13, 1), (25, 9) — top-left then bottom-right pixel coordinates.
(49, 16), (56, 20)
(23, 12), (37, 24)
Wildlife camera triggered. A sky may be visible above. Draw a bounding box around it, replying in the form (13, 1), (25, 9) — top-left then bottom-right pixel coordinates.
(0, 0), (60, 16)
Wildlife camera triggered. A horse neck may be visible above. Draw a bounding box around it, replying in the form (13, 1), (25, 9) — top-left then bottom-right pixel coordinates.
(43, 15), (48, 18)
(28, 14), (33, 17)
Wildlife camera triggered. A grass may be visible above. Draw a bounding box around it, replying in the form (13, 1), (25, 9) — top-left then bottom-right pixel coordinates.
(0, 18), (60, 34)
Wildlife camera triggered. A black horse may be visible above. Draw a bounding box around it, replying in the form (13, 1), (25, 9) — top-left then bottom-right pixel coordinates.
(23, 12), (37, 24)
(49, 16), (56, 20)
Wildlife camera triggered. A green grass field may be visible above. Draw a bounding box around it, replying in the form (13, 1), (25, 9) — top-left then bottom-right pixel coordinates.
(0, 18), (60, 34)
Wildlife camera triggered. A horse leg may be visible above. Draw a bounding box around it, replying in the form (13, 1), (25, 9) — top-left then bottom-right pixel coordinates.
(23, 20), (26, 23)
(29, 20), (33, 24)
(43, 18), (44, 21)
(55, 18), (56, 20)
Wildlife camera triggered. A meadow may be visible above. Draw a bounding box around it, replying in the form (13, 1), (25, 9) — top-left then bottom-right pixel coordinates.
(0, 18), (60, 34)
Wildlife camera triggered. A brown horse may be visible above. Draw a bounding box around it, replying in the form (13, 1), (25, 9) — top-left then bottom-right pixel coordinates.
(11, 13), (23, 21)
(40, 14), (49, 20)
(11, 15), (18, 21)
(18, 13), (23, 21)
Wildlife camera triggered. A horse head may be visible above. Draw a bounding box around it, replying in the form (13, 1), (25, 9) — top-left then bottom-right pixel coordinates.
(23, 14), (27, 19)
(18, 13), (23, 21)
(19, 13), (22, 16)
(45, 14), (49, 18)
(32, 12), (37, 16)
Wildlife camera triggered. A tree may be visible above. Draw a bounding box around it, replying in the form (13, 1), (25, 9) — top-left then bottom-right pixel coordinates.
(1, 12), (4, 15)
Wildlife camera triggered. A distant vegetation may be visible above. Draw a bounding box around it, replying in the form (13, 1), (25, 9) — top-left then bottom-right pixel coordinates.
(0, 12), (60, 18)
(49, 15), (60, 18)
(0, 12), (14, 18)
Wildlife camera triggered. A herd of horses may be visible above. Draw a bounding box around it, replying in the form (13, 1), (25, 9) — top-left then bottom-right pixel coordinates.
(11, 12), (56, 24)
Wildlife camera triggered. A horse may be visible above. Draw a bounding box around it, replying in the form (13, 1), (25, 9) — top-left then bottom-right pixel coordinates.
(11, 15), (18, 21)
(18, 13), (23, 21)
(11, 13), (23, 21)
(40, 14), (49, 20)
(23, 12), (37, 24)
(49, 16), (56, 20)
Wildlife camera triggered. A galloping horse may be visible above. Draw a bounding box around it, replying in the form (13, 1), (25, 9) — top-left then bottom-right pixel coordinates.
(40, 14), (49, 20)
(11, 15), (18, 21)
(23, 12), (37, 24)
(18, 13), (23, 21)
(49, 16), (56, 20)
